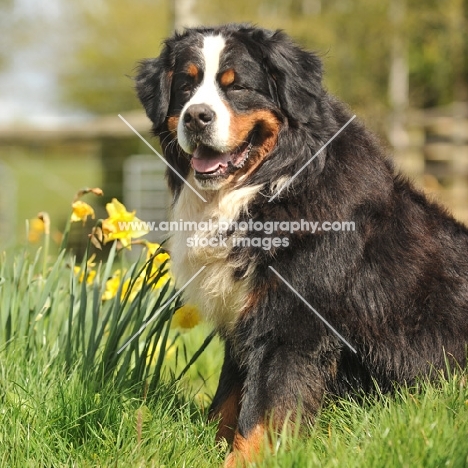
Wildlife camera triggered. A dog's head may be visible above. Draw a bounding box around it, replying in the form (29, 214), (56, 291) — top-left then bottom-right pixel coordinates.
(136, 24), (323, 193)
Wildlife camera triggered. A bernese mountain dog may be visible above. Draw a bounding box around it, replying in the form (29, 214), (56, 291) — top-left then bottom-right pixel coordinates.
(136, 24), (468, 466)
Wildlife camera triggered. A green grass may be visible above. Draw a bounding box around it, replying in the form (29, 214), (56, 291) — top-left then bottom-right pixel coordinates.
(0, 352), (223, 467)
(0, 339), (466, 467)
(0, 232), (467, 467)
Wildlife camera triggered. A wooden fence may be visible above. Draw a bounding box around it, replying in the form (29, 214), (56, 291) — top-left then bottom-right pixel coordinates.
(393, 102), (468, 223)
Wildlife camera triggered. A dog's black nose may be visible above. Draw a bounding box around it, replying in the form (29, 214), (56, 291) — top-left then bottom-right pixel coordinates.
(183, 104), (215, 132)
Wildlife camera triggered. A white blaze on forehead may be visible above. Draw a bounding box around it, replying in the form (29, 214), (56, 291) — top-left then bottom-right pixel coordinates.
(202, 35), (226, 80)
(177, 34), (232, 153)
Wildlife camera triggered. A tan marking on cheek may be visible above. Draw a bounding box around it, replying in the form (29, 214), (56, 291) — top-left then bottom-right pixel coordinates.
(225, 109), (281, 183)
(187, 63), (199, 79)
(167, 115), (179, 134)
(229, 110), (280, 144)
(220, 68), (235, 87)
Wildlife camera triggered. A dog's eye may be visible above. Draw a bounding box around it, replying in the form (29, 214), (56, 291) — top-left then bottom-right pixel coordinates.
(229, 84), (246, 92)
(179, 82), (193, 93)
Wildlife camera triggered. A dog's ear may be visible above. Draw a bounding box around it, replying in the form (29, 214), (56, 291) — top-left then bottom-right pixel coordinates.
(250, 28), (323, 126)
(135, 44), (174, 134)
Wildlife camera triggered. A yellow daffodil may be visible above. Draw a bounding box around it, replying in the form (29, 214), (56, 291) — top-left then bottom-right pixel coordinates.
(102, 198), (149, 248)
(147, 249), (171, 289)
(121, 275), (145, 302)
(171, 304), (201, 331)
(73, 254), (97, 285)
(102, 269), (145, 302)
(71, 201), (95, 224)
(153, 272), (172, 289)
(74, 267), (97, 285)
(28, 218), (45, 243)
(74, 187), (103, 201)
(145, 241), (162, 258)
(143, 241), (172, 287)
(153, 252), (170, 264)
(101, 241), (173, 302)
(102, 269), (122, 300)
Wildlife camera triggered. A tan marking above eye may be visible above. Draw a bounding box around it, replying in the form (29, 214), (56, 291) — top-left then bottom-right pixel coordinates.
(187, 63), (199, 78)
(219, 69), (236, 87)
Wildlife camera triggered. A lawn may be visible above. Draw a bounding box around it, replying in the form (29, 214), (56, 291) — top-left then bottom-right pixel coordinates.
(0, 194), (467, 468)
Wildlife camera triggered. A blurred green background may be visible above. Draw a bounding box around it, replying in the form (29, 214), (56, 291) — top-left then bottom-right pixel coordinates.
(0, 0), (467, 251)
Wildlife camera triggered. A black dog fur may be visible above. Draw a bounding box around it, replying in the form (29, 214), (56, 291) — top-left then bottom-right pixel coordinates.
(136, 23), (468, 464)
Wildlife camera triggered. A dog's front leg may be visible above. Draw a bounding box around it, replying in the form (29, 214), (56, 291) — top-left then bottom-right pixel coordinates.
(208, 341), (245, 444)
(223, 342), (335, 467)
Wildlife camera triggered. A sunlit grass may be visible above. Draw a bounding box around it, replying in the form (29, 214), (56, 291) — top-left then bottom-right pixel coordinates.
(0, 335), (466, 467)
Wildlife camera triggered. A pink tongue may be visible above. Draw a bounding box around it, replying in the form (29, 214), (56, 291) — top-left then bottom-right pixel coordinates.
(191, 158), (224, 173)
(191, 146), (232, 174)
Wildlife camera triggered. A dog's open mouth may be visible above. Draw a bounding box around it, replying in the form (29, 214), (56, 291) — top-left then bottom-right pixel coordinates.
(190, 139), (253, 178)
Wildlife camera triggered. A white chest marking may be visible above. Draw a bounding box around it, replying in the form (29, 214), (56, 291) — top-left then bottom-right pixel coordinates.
(169, 178), (262, 331)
